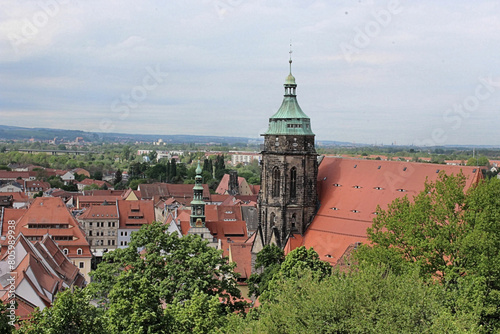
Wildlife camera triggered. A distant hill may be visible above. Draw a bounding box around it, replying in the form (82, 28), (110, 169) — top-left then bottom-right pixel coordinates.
(0, 124), (259, 144)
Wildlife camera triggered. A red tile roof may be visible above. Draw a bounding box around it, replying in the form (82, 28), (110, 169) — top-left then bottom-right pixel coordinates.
(0, 192), (29, 203)
(286, 157), (483, 265)
(117, 200), (155, 229)
(78, 205), (119, 220)
(138, 183), (210, 205)
(0, 234), (85, 322)
(3, 197), (92, 258)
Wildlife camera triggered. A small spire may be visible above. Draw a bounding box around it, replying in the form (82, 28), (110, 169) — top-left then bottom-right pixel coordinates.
(289, 40), (293, 74)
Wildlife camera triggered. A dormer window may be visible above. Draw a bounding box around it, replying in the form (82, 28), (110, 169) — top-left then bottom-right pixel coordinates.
(77, 248), (82, 255)
(63, 248), (68, 255)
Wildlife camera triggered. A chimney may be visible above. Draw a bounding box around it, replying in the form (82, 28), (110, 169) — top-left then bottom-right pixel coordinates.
(228, 170), (239, 196)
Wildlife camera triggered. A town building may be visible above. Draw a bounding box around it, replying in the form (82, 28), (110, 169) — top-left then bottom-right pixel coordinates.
(117, 199), (155, 248)
(0, 234), (86, 322)
(0, 197), (92, 282)
(253, 60), (484, 268)
(77, 204), (120, 256)
(257, 57), (318, 248)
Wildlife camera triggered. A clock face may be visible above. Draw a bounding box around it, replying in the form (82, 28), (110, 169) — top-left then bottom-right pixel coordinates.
(196, 208), (202, 215)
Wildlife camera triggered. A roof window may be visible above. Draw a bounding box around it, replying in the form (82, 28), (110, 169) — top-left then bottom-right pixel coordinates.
(377, 165), (381, 169)
(333, 183), (342, 187)
(354, 164), (357, 168)
(331, 207), (339, 211)
(351, 209), (360, 213)
(436, 169), (440, 173)
(374, 187), (383, 190)
(403, 167), (407, 171)
(353, 185), (362, 189)
(473, 169), (477, 173)
(396, 189), (406, 192)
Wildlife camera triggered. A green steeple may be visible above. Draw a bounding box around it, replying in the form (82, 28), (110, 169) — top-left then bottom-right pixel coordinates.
(264, 57), (314, 136)
(190, 161), (205, 227)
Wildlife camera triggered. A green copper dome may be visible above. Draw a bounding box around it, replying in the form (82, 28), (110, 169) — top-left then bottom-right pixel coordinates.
(264, 60), (314, 136)
(195, 161), (202, 175)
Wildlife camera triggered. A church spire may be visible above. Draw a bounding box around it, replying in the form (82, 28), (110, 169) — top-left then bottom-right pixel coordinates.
(285, 42), (296, 91)
(263, 50), (313, 136)
(190, 161), (205, 227)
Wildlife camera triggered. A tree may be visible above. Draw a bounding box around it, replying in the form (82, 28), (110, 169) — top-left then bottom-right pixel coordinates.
(0, 302), (14, 334)
(169, 158), (177, 182)
(357, 172), (468, 282)
(148, 150), (157, 162)
(247, 245), (284, 298)
(165, 289), (227, 334)
(114, 169), (122, 185)
(121, 145), (131, 161)
(87, 222), (245, 333)
(227, 265), (479, 333)
(356, 174), (500, 330)
(17, 288), (105, 334)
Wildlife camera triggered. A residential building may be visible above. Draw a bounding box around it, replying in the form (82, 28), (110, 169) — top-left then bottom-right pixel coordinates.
(1, 197), (92, 282)
(77, 204), (120, 256)
(117, 200), (155, 248)
(0, 234), (85, 322)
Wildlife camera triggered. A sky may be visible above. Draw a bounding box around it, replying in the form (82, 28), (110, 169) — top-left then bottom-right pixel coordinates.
(1, 0), (500, 146)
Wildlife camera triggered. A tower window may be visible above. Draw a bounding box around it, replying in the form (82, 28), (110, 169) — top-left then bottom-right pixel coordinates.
(272, 167), (280, 197)
(291, 214), (296, 229)
(290, 167), (297, 199)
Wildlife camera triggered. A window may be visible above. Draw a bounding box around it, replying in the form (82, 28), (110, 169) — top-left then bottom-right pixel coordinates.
(291, 214), (296, 229)
(89, 231), (92, 236)
(63, 248), (68, 255)
(270, 212), (276, 227)
(77, 248), (82, 255)
(272, 167), (280, 197)
(79, 262), (84, 269)
(290, 167), (297, 199)
(112, 240), (115, 246)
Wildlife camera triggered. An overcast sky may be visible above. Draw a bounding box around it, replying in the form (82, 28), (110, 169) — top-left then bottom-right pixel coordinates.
(1, 0), (499, 146)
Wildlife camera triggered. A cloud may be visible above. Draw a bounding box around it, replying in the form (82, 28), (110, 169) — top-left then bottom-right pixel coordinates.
(0, 0), (499, 145)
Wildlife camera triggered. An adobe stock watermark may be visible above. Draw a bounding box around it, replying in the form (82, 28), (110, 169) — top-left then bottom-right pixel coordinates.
(213, 0), (244, 19)
(340, 0), (403, 63)
(99, 65), (168, 133)
(415, 76), (500, 147)
(6, 219), (17, 327)
(8, 0), (71, 53)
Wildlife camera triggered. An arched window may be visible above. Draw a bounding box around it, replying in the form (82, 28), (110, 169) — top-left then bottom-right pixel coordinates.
(270, 212), (276, 227)
(290, 167), (297, 199)
(77, 248), (82, 255)
(63, 248), (68, 255)
(272, 167), (280, 197)
(291, 214), (296, 229)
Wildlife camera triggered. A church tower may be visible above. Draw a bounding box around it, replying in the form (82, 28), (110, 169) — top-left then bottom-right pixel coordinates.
(188, 161), (216, 245)
(190, 161), (206, 227)
(258, 55), (318, 247)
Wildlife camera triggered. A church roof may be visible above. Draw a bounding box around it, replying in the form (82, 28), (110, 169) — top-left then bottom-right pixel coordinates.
(285, 157), (483, 265)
